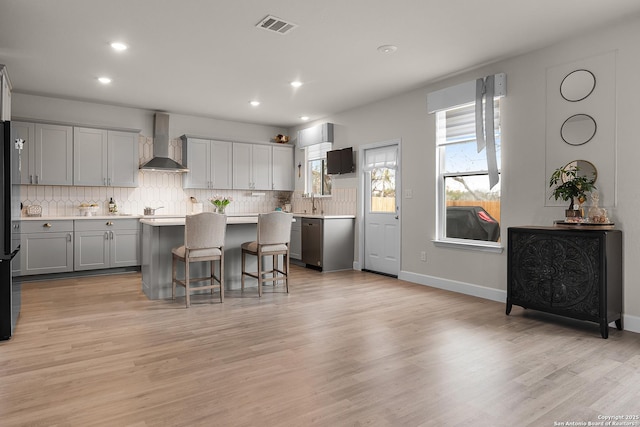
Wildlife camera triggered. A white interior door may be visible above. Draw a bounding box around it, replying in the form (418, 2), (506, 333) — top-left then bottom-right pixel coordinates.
(363, 144), (400, 276)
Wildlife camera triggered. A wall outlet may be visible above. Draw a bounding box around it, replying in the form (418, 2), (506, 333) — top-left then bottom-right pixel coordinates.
(420, 251), (427, 262)
(404, 189), (413, 199)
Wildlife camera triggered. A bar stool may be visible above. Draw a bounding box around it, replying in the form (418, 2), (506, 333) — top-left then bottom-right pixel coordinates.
(172, 212), (226, 307)
(241, 212), (293, 297)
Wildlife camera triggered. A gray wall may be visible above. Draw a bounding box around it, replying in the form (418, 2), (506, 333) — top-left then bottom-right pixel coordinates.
(290, 14), (640, 330)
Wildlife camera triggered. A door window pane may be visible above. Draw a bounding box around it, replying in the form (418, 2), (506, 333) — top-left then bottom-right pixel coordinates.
(370, 167), (396, 213)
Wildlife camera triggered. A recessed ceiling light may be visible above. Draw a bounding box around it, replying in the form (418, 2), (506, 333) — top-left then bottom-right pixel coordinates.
(98, 76), (112, 84)
(290, 81), (303, 88)
(250, 100), (260, 107)
(110, 42), (128, 51)
(377, 44), (398, 54)
(300, 116), (310, 121)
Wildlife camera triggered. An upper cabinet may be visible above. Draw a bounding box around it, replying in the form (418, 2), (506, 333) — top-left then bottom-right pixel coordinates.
(107, 130), (139, 187)
(74, 127), (139, 187)
(297, 123), (334, 147)
(12, 121), (138, 187)
(182, 137), (232, 189)
(233, 142), (272, 190)
(11, 121), (34, 184)
(272, 144), (294, 191)
(34, 123), (73, 186)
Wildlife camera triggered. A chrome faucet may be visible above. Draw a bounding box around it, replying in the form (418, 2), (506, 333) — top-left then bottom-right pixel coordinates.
(311, 194), (317, 214)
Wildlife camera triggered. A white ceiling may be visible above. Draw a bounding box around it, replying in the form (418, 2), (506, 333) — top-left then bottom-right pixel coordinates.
(2, 0), (640, 128)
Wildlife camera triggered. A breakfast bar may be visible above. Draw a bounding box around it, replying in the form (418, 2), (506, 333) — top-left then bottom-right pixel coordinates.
(140, 215), (279, 299)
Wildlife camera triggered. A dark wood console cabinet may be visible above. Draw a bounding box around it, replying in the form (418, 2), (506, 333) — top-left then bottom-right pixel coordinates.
(507, 226), (622, 338)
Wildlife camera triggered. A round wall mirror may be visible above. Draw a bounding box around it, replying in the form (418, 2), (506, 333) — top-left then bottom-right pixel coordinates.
(560, 69), (596, 102)
(561, 114), (597, 146)
(561, 160), (597, 183)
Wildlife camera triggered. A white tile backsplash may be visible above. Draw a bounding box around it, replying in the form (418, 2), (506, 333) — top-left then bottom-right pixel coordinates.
(19, 135), (357, 217)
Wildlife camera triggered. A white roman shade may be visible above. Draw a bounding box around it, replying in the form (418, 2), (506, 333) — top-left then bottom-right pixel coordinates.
(363, 145), (397, 171)
(306, 142), (332, 161)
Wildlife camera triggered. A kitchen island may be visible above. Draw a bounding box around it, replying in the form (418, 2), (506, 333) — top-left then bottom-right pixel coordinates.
(140, 215), (282, 300)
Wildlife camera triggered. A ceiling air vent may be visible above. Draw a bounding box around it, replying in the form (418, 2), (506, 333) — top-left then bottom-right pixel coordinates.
(256, 15), (298, 35)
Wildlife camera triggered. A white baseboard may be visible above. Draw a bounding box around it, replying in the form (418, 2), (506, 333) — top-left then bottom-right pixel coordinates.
(353, 261), (361, 271)
(398, 270), (640, 334)
(621, 314), (640, 334)
(399, 270), (506, 303)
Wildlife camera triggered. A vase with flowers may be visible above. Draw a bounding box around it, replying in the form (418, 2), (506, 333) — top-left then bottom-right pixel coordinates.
(549, 165), (596, 220)
(210, 195), (232, 214)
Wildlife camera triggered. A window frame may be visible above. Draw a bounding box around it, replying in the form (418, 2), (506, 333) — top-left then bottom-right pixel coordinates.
(433, 100), (503, 252)
(305, 142), (332, 196)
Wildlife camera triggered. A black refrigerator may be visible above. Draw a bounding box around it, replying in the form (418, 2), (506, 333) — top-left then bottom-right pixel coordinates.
(0, 119), (21, 340)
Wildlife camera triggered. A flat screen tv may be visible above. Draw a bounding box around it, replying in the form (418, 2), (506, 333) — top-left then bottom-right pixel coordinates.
(326, 147), (354, 174)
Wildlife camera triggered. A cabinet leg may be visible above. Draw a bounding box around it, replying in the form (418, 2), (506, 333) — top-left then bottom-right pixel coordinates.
(506, 303), (512, 315)
(600, 323), (609, 339)
(615, 318), (623, 330)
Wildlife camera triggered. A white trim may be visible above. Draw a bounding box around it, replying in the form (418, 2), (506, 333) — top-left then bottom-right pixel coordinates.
(621, 314), (640, 334)
(399, 270), (506, 302)
(432, 238), (504, 253)
(399, 270), (639, 334)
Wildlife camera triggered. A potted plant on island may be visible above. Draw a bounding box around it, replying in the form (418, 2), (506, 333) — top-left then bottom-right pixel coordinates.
(549, 165), (597, 219)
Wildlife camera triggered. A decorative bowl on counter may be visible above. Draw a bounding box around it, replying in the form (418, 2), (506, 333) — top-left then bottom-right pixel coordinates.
(78, 205), (100, 216)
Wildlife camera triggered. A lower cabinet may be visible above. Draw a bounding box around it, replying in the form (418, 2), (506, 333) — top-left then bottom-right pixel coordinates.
(507, 226), (622, 339)
(20, 220), (74, 275)
(74, 219), (140, 271)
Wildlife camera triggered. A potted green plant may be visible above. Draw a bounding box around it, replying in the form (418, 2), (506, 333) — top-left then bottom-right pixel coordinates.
(549, 165), (597, 218)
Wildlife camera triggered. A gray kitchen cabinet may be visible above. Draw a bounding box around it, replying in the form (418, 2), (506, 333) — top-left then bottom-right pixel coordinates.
(11, 222), (20, 276)
(12, 121), (73, 185)
(297, 122), (334, 146)
(74, 127), (139, 187)
(34, 123), (73, 185)
(74, 219), (140, 271)
(290, 216), (302, 260)
(20, 220), (74, 276)
(11, 121), (34, 184)
(233, 142), (272, 190)
(181, 137), (232, 189)
(300, 217), (354, 271)
(272, 144), (294, 191)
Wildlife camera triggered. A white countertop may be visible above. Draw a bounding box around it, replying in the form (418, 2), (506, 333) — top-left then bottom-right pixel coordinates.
(19, 212), (354, 222)
(140, 216), (263, 226)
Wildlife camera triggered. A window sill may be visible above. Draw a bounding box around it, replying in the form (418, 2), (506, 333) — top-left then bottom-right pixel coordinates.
(432, 238), (504, 253)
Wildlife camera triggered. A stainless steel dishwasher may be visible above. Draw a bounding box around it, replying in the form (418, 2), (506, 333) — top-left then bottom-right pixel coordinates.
(301, 218), (323, 268)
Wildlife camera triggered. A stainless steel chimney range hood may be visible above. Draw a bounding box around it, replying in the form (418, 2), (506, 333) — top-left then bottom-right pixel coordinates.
(139, 113), (189, 172)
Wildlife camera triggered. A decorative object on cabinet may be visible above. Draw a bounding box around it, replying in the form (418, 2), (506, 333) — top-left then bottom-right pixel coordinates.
(507, 226), (622, 339)
(560, 69), (596, 102)
(549, 163), (596, 220)
(274, 134), (289, 143)
(560, 114), (597, 146)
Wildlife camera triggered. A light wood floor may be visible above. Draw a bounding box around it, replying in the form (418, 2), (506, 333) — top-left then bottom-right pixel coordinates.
(2, 267), (640, 427)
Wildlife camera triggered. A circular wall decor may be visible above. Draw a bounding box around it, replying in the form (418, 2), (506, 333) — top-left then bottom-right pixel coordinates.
(560, 69), (596, 102)
(561, 114), (597, 146)
(561, 159), (597, 184)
